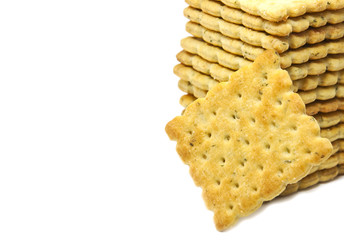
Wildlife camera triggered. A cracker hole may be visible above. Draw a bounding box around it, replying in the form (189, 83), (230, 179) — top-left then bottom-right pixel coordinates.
(277, 99), (282, 105)
(285, 147), (291, 154)
(206, 132), (212, 138)
(252, 186), (258, 192)
(271, 121), (277, 127)
(202, 154), (207, 160)
(229, 204), (234, 210)
(216, 180), (221, 185)
(234, 183), (239, 188)
(251, 117), (256, 123)
(258, 165), (264, 171)
(265, 143), (271, 150)
(244, 139), (250, 145)
(278, 168), (284, 177)
(305, 149), (311, 154)
(291, 125), (297, 131)
(187, 130), (193, 135)
(224, 135), (230, 141)
(238, 93), (242, 98)
(212, 110), (217, 116)
(220, 157), (226, 166)
(240, 161), (245, 167)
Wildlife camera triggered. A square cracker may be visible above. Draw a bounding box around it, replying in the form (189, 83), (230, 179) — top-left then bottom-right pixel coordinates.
(216, 0), (344, 22)
(187, 0), (344, 36)
(166, 50), (332, 230)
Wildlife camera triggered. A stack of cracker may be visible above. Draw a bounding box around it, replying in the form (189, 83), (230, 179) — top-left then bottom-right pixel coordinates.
(174, 0), (344, 197)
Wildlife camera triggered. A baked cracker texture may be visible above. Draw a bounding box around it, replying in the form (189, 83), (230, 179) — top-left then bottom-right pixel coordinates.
(187, 0), (344, 36)
(166, 50), (333, 231)
(216, 0), (344, 22)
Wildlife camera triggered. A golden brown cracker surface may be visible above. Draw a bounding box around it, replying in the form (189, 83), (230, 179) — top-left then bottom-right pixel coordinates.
(166, 50), (332, 230)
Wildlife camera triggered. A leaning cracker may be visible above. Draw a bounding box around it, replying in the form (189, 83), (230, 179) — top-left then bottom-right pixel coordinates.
(166, 50), (332, 230)
(186, 21), (344, 68)
(185, 7), (344, 51)
(214, 0), (344, 22)
(181, 37), (344, 80)
(187, 0), (344, 36)
(177, 51), (344, 89)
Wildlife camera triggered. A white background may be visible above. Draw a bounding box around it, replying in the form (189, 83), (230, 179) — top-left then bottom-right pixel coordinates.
(0, 0), (343, 239)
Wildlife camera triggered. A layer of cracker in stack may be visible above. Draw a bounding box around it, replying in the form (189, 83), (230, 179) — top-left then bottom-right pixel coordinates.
(174, 0), (344, 197)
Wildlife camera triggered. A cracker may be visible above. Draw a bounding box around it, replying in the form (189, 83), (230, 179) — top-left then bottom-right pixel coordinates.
(187, 0), (344, 36)
(318, 145), (344, 170)
(331, 139), (344, 155)
(177, 51), (234, 82)
(340, 164), (344, 173)
(321, 123), (344, 142)
(282, 162), (344, 196)
(214, 0), (344, 22)
(181, 37), (344, 80)
(166, 50), (332, 230)
(298, 85), (344, 104)
(180, 94), (197, 108)
(177, 51), (344, 90)
(175, 62), (344, 91)
(174, 64), (219, 90)
(185, 7), (344, 51)
(315, 111), (344, 128)
(178, 80), (207, 98)
(307, 98), (344, 115)
(186, 21), (344, 68)
(179, 94), (197, 109)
